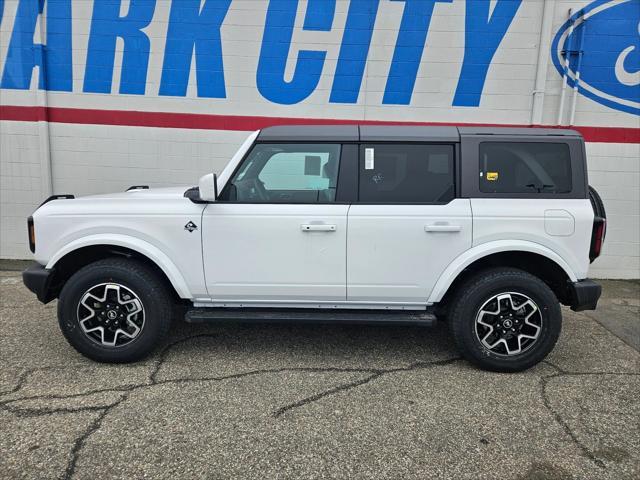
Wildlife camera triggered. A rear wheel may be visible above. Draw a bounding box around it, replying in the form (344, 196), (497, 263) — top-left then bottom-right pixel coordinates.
(448, 268), (562, 372)
(58, 258), (173, 363)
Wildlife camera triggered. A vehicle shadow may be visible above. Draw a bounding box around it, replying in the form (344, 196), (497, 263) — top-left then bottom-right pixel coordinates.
(160, 319), (458, 370)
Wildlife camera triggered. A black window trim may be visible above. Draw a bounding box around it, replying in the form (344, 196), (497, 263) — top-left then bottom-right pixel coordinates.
(354, 142), (459, 205)
(214, 134), (587, 204)
(459, 135), (587, 199)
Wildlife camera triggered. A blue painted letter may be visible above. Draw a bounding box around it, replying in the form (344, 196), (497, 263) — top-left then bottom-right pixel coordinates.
(1, 0), (72, 91)
(383, 0), (452, 105)
(159, 0), (232, 98)
(329, 0), (379, 104)
(84, 0), (156, 94)
(257, 0), (335, 105)
(453, 0), (522, 106)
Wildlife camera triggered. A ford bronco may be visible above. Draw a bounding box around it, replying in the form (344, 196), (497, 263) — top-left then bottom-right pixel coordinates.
(22, 125), (605, 371)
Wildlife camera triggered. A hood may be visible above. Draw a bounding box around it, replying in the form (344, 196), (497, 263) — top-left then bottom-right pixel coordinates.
(34, 186), (199, 218)
(77, 186), (191, 201)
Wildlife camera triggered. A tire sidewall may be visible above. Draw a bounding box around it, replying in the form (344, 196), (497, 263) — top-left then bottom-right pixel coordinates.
(454, 272), (562, 371)
(58, 262), (169, 362)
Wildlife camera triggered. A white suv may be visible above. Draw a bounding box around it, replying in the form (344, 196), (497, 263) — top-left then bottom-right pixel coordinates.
(23, 126), (605, 371)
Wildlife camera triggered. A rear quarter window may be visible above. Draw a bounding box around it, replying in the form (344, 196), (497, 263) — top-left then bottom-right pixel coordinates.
(479, 142), (572, 194)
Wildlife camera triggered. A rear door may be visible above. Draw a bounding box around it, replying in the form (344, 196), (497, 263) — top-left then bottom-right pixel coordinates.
(347, 143), (472, 305)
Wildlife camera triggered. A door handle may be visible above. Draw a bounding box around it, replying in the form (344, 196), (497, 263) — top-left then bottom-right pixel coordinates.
(425, 224), (461, 233)
(301, 224), (337, 232)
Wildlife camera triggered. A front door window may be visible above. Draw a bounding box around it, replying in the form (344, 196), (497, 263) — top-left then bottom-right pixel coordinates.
(222, 143), (342, 203)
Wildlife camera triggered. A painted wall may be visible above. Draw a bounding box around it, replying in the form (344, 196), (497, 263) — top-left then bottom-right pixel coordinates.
(1, 0), (638, 278)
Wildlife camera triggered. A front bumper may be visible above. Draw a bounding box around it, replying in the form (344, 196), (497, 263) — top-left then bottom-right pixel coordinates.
(22, 263), (57, 304)
(567, 279), (601, 312)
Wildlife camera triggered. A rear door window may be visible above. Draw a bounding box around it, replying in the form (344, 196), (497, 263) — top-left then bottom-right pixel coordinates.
(358, 144), (455, 203)
(479, 142), (572, 194)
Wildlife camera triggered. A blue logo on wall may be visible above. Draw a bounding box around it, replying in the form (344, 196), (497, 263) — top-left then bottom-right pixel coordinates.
(552, 0), (640, 116)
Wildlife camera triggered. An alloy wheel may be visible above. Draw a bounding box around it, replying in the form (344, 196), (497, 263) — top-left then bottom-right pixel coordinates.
(474, 292), (542, 356)
(76, 283), (145, 347)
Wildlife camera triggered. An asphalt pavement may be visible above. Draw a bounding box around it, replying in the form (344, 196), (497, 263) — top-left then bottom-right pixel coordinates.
(1, 268), (638, 480)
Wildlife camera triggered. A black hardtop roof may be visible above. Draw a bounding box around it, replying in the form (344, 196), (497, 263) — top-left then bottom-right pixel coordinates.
(456, 126), (581, 137)
(257, 125), (582, 142)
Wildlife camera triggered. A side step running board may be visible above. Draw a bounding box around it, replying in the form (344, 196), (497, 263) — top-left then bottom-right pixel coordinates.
(185, 308), (437, 327)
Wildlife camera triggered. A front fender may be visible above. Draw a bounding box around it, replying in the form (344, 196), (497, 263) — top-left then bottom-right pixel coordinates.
(46, 234), (192, 299)
(427, 240), (578, 304)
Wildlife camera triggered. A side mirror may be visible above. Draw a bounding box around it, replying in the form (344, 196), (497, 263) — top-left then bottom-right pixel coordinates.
(198, 173), (218, 202)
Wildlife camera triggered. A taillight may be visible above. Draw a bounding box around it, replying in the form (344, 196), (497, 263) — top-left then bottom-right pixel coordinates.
(589, 217), (606, 262)
(27, 216), (35, 253)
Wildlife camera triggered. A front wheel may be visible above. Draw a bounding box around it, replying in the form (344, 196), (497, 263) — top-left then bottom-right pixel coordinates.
(448, 268), (562, 372)
(57, 258), (173, 363)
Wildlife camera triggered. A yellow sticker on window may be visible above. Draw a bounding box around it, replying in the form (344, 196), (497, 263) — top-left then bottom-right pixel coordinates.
(486, 172), (499, 181)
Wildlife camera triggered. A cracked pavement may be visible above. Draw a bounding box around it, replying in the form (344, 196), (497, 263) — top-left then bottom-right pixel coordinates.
(0, 271), (638, 479)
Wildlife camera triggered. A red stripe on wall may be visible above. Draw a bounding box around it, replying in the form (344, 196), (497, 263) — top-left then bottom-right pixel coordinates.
(1, 105), (639, 143)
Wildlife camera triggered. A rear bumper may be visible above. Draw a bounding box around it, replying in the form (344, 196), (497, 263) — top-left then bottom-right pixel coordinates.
(567, 279), (601, 312)
(22, 263), (57, 304)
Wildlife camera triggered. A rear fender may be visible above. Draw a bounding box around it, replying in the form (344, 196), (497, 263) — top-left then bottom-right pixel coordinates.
(427, 240), (578, 304)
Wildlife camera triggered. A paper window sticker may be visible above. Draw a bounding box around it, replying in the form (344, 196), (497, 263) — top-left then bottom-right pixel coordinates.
(365, 148), (374, 170)
(486, 172), (499, 181)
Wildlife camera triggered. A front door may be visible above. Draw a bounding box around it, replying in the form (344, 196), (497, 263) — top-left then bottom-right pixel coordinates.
(347, 143), (472, 305)
(202, 142), (349, 303)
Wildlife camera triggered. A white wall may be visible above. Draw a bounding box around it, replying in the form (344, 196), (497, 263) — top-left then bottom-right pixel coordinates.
(586, 142), (640, 279)
(0, 120), (45, 258)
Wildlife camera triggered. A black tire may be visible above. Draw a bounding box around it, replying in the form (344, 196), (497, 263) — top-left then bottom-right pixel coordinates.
(57, 258), (173, 363)
(448, 268), (562, 372)
(589, 185), (606, 220)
